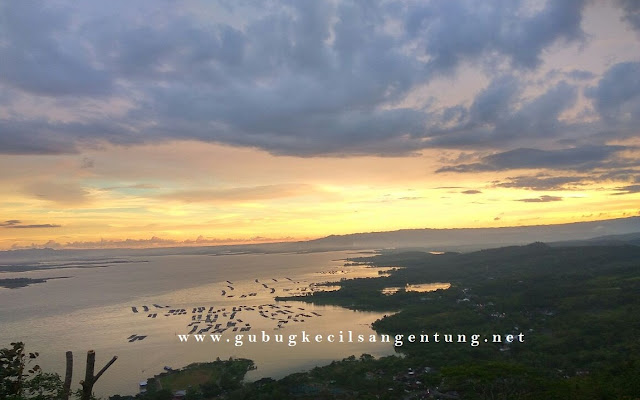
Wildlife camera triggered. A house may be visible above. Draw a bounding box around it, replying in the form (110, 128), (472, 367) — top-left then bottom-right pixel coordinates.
(172, 389), (186, 400)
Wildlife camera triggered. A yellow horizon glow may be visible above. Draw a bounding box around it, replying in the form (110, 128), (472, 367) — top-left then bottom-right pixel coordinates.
(1, 141), (638, 250)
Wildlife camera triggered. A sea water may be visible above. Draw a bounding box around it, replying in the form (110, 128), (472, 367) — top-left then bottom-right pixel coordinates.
(0, 250), (396, 397)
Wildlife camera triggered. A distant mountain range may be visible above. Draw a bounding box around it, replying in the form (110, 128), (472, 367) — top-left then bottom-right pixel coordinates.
(302, 216), (640, 252)
(550, 231), (640, 247)
(2, 216), (640, 260)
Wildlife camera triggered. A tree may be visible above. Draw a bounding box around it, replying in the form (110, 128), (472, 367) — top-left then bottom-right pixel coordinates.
(23, 373), (64, 400)
(0, 342), (63, 400)
(0, 342), (28, 398)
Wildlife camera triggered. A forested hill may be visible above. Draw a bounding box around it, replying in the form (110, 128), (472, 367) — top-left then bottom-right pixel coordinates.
(268, 243), (640, 399)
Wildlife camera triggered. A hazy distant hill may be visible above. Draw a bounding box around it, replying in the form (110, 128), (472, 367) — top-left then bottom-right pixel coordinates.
(2, 216), (640, 260)
(549, 231), (640, 247)
(304, 216), (640, 251)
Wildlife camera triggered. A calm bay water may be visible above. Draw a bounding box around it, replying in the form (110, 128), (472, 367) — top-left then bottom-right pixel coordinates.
(0, 250), (396, 397)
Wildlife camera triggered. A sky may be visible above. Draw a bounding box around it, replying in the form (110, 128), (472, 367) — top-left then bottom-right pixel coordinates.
(1, 0), (640, 250)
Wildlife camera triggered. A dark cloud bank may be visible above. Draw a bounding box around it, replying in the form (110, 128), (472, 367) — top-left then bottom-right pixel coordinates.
(0, 220), (61, 229)
(0, 0), (639, 184)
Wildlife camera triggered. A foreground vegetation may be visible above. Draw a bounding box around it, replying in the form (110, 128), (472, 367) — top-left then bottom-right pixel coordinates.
(107, 359), (255, 400)
(1, 342), (67, 399)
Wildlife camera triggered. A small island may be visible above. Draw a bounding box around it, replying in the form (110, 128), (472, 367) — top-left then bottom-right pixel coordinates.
(0, 276), (69, 289)
(109, 358), (256, 400)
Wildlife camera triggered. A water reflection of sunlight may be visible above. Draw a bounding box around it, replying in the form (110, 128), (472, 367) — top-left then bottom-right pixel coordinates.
(381, 282), (450, 295)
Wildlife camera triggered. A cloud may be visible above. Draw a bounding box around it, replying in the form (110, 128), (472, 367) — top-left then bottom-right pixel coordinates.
(11, 235), (294, 250)
(0, 119), (80, 155)
(81, 157), (95, 169)
(617, 0), (640, 32)
(426, 78), (579, 148)
(7, 224), (62, 229)
(612, 184), (640, 195)
(0, 0), (597, 157)
(0, 2), (112, 96)
(0, 118), (141, 155)
(494, 174), (589, 190)
(0, 220), (61, 228)
(586, 61), (640, 126)
(542, 68), (596, 83)
(461, 190), (482, 194)
(411, 0), (586, 71)
(0, 220), (21, 226)
(158, 184), (316, 203)
(0, 0), (637, 174)
(102, 183), (159, 191)
(23, 182), (90, 205)
(467, 76), (520, 125)
(516, 195), (563, 203)
(436, 146), (628, 173)
(493, 168), (640, 191)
